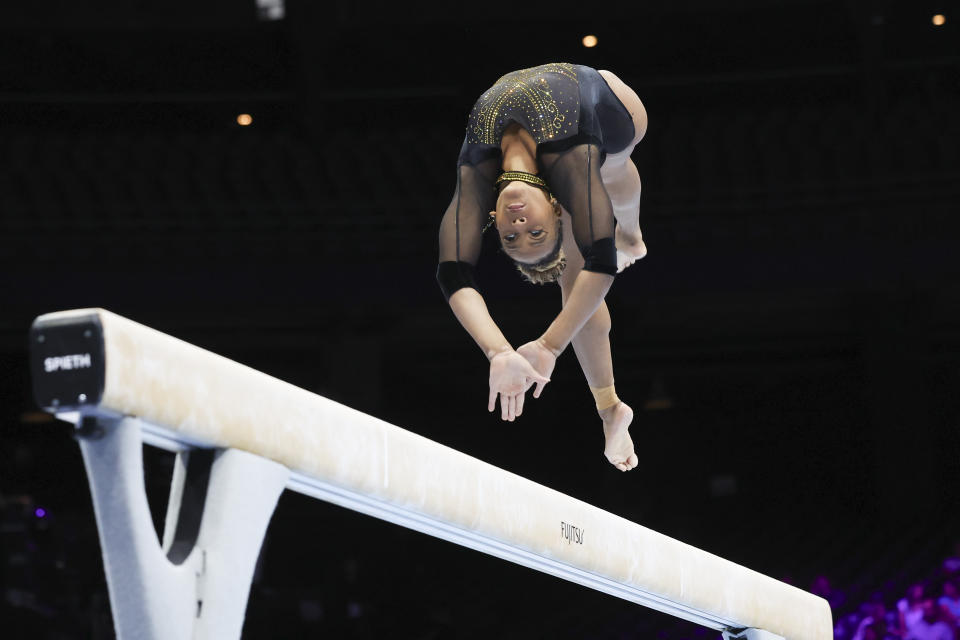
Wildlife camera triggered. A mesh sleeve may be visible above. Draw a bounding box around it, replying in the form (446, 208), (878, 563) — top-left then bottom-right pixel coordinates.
(437, 158), (499, 298)
(539, 143), (618, 275)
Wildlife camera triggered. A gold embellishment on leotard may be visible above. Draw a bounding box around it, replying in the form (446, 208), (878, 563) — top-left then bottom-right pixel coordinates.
(495, 170), (555, 200)
(467, 63), (579, 146)
(495, 171), (549, 191)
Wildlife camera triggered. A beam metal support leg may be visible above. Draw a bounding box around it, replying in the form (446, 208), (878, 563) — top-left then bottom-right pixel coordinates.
(76, 415), (289, 640)
(190, 445), (289, 638)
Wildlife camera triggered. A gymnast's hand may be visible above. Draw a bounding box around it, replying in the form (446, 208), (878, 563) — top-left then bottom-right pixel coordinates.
(488, 350), (550, 421)
(516, 340), (556, 399)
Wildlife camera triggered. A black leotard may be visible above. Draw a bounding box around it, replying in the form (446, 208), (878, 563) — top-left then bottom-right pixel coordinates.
(437, 63), (636, 300)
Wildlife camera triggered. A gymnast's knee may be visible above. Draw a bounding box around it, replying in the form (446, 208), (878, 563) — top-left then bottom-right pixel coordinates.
(582, 309), (612, 338)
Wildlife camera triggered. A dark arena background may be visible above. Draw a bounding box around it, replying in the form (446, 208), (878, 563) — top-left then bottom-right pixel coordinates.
(2, 1), (959, 638)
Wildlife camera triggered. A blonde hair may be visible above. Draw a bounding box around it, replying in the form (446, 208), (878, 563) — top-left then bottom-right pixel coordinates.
(516, 248), (566, 284)
(515, 197), (565, 285)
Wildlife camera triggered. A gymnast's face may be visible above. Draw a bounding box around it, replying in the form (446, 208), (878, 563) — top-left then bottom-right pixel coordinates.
(491, 181), (559, 264)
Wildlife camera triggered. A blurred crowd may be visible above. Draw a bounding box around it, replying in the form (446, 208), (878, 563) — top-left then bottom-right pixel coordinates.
(833, 544), (960, 640)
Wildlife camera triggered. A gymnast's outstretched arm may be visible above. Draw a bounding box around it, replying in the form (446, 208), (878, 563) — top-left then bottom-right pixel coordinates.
(512, 139), (622, 378)
(438, 162), (547, 422)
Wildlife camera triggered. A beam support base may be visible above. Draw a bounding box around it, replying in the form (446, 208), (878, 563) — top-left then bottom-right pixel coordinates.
(74, 414), (289, 640)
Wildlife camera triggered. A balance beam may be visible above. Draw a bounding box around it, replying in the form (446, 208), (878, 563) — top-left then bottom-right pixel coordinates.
(29, 308), (832, 640)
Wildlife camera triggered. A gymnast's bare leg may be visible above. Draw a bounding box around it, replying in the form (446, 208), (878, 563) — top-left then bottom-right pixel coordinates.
(597, 69), (648, 273)
(558, 226), (638, 472)
(555, 71), (647, 472)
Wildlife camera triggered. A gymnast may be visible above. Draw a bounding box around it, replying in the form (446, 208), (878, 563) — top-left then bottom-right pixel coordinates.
(437, 63), (648, 472)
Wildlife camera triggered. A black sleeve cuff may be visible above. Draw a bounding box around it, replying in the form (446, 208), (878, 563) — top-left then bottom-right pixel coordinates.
(437, 261), (479, 300)
(581, 237), (618, 276)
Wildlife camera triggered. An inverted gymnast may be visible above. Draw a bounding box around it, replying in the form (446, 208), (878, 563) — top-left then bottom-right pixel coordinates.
(437, 63), (648, 472)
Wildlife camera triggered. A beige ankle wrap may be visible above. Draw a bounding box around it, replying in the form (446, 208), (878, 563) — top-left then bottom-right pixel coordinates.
(589, 385), (620, 412)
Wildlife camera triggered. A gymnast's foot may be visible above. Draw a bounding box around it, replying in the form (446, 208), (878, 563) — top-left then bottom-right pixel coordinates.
(599, 401), (638, 472)
(615, 225), (647, 273)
